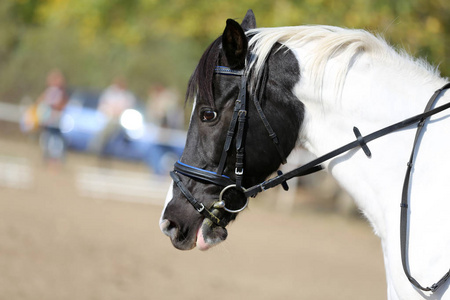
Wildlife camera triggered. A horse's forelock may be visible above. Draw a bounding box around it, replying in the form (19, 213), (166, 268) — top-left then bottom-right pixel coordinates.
(186, 37), (223, 107)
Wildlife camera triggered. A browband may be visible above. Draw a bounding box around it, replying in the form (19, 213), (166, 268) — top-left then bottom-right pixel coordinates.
(214, 66), (245, 76)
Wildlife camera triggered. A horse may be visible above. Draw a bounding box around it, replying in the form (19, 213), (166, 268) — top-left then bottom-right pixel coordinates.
(160, 9), (450, 299)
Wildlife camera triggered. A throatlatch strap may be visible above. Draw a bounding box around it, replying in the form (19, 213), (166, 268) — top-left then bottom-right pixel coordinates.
(252, 64), (287, 164)
(400, 83), (450, 292)
(252, 95), (287, 164)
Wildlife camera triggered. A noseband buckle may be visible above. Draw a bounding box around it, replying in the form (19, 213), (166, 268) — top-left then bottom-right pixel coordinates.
(235, 168), (244, 175)
(196, 203), (205, 213)
(218, 184), (249, 213)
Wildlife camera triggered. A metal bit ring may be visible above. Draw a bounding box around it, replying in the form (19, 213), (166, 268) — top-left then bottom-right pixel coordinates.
(218, 184), (249, 213)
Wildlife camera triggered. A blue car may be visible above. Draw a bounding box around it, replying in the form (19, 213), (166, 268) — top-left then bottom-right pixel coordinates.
(60, 90), (185, 175)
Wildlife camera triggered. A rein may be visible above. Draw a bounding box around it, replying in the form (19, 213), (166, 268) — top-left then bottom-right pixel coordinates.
(400, 82), (450, 292)
(246, 83), (450, 198)
(172, 64), (450, 291)
(244, 82), (450, 292)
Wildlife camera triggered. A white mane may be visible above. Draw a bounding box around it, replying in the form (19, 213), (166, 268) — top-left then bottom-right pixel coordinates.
(246, 25), (440, 100)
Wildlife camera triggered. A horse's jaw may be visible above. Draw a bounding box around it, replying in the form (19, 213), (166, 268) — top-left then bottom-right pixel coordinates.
(196, 219), (228, 251)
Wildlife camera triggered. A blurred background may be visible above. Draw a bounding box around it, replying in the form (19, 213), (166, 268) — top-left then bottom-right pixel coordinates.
(0, 0), (448, 299)
(0, 0), (448, 102)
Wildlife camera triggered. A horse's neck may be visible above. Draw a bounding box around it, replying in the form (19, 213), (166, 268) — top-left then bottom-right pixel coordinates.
(295, 50), (450, 297)
(294, 48), (449, 236)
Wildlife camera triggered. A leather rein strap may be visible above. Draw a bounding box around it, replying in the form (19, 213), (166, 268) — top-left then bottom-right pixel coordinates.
(400, 82), (450, 292)
(245, 84), (450, 199)
(242, 83), (450, 293)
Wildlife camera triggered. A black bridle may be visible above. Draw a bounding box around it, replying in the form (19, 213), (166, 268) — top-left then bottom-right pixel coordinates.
(171, 63), (450, 291)
(170, 63), (289, 226)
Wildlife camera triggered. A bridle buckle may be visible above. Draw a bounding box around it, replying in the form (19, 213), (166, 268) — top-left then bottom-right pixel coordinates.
(238, 109), (247, 117)
(235, 168), (244, 175)
(196, 203), (205, 213)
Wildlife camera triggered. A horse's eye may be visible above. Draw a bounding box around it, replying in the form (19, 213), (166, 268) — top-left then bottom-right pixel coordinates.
(200, 109), (218, 122)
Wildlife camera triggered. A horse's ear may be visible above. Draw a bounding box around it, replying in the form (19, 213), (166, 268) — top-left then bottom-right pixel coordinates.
(222, 19), (248, 69)
(241, 9), (256, 30)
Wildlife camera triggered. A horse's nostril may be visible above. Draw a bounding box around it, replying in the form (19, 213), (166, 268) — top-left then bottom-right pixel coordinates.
(160, 219), (179, 239)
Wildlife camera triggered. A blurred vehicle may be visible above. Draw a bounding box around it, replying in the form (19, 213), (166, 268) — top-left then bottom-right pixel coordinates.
(59, 90), (185, 174)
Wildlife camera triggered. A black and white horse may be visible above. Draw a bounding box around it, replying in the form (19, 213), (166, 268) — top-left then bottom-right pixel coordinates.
(160, 10), (450, 299)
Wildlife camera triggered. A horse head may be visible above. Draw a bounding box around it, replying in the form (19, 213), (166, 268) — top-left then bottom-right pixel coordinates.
(160, 10), (304, 250)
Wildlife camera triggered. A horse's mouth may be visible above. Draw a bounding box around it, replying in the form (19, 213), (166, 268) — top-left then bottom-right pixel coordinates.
(196, 218), (228, 251)
(159, 218), (227, 251)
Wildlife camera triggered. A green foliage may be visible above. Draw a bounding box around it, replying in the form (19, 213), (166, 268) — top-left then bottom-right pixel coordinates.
(0, 0), (448, 103)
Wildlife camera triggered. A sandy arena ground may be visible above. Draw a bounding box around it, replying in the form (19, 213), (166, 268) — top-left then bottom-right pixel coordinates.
(0, 133), (386, 300)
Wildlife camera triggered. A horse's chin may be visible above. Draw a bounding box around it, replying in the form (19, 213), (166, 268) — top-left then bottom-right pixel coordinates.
(196, 219), (228, 251)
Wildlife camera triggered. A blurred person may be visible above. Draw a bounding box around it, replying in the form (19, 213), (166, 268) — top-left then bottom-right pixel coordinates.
(146, 84), (183, 129)
(35, 69), (69, 163)
(90, 77), (136, 156)
(145, 84), (184, 175)
(20, 96), (39, 133)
